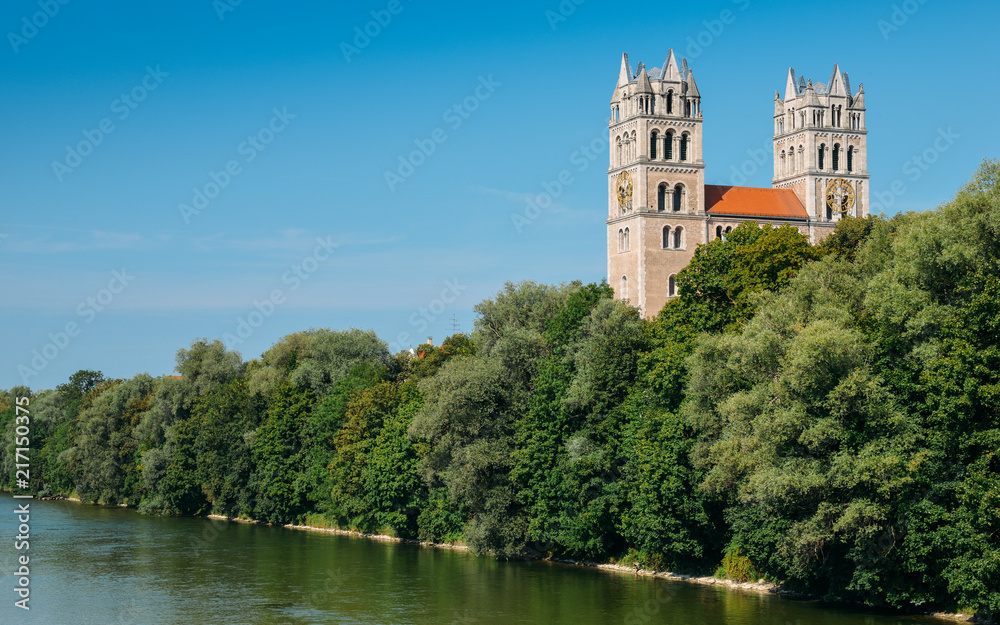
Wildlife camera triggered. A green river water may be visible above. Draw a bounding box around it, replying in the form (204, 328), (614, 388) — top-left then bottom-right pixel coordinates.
(1, 493), (955, 625)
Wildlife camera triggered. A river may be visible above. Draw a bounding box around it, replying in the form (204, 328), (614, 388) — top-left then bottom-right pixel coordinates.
(0, 493), (955, 624)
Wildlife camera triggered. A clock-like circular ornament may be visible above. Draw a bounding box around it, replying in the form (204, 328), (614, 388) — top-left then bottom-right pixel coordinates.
(616, 171), (633, 212)
(825, 178), (856, 214)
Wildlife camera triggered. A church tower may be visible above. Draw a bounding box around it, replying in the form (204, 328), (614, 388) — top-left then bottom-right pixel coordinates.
(772, 65), (870, 239)
(607, 51), (705, 316)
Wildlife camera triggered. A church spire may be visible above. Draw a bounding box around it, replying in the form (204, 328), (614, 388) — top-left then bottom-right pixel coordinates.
(636, 67), (653, 93)
(616, 52), (633, 88)
(784, 68), (798, 101)
(828, 63), (847, 97)
(686, 68), (700, 98)
(663, 48), (680, 81)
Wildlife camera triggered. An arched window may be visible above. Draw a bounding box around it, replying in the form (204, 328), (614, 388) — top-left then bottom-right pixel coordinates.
(724, 226), (732, 234)
(666, 90), (673, 114)
(780, 150), (786, 176)
(673, 184), (684, 212)
(818, 144), (825, 170)
(715, 225), (722, 239)
(684, 99), (691, 117)
(650, 96), (655, 115)
(617, 229), (623, 252)
(662, 226), (671, 248)
(847, 146), (854, 173)
(657, 183), (667, 212)
(668, 275), (676, 297)
(679, 134), (688, 161)
(833, 144), (840, 171)
(664, 132), (673, 160)
(616, 138), (622, 167)
(650, 132), (658, 160)
(621, 275), (628, 300)
(623, 227), (630, 251)
(673, 226), (683, 249)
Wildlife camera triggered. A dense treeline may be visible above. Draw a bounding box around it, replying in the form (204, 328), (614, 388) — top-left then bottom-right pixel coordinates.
(4, 162), (999, 619)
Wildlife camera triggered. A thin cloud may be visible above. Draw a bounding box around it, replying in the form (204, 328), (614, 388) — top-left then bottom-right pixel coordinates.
(1, 226), (150, 254)
(470, 185), (589, 216)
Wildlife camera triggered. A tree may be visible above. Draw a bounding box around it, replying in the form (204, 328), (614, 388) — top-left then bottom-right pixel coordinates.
(408, 334), (477, 381)
(188, 378), (266, 517)
(818, 215), (881, 262)
(513, 291), (648, 561)
(670, 222), (820, 333)
(409, 281), (583, 555)
(684, 265), (923, 596)
(301, 363), (386, 514)
(616, 391), (714, 571)
(251, 382), (315, 524)
(287, 329), (393, 396)
(69, 375), (156, 504)
(328, 382), (424, 536)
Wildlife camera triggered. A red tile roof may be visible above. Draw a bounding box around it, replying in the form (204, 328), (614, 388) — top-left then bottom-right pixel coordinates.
(705, 185), (808, 219)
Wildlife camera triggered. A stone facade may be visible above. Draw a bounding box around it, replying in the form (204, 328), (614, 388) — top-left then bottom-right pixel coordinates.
(607, 51), (870, 317)
(773, 65), (870, 240)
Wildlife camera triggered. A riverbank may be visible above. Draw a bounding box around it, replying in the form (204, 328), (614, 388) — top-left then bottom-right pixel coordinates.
(206, 513), (470, 552)
(204, 510), (978, 624)
(10, 492), (982, 624)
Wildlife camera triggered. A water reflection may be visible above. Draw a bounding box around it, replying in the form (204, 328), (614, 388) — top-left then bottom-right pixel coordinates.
(0, 495), (950, 625)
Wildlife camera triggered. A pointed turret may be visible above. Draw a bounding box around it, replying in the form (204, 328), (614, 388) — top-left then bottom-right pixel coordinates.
(784, 68), (798, 101)
(828, 63), (847, 97)
(616, 52), (633, 88)
(636, 67), (653, 94)
(662, 49), (680, 81)
(686, 68), (700, 98)
(772, 64), (870, 224)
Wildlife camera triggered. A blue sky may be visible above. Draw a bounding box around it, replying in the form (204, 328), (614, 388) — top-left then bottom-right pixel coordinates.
(2, 0), (998, 391)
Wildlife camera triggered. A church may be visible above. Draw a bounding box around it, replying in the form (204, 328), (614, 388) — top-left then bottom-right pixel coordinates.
(607, 51), (870, 317)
